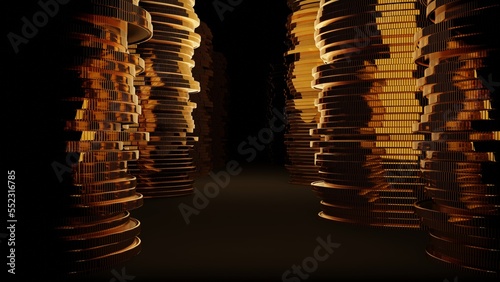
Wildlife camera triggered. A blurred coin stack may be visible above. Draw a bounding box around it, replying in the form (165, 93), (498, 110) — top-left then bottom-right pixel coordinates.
(266, 63), (287, 164)
(46, 0), (153, 276)
(413, 0), (499, 274)
(126, 0), (201, 198)
(210, 51), (230, 169)
(310, 0), (427, 228)
(190, 21), (215, 177)
(284, 0), (323, 185)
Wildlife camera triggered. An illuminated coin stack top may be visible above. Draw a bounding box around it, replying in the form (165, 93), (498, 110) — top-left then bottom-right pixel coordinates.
(284, 0), (324, 185)
(126, 0), (201, 198)
(311, 0), (427, 228)
(413, 0), (500, 275)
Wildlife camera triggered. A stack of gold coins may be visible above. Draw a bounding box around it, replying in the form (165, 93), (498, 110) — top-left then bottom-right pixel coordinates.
(413, 0), (499, 274)
(209, 51), (230, 169)
(47, 0), (153, 276)
(126, 0), (201, 198)
(284, 0), (324, 185)
(311, 0), (427, 228)
(191, 21), (215, 177)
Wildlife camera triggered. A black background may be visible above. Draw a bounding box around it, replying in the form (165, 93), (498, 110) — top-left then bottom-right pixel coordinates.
(193, 0), (290, 164)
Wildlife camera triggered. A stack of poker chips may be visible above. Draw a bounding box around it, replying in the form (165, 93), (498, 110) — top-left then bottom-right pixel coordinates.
(190, 21), (215, 177)
(45, 0), (153, 276)
(126, 0), (201, 198)
(413, 0), (499, 274)
(209, 51), (230, 169)
(284, 0), (324, 185)
(310, 0), (427, 228)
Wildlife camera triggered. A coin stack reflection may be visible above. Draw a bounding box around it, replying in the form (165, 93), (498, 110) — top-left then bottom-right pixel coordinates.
(126, 0), (201, 198)
(284, 0), (323, 185)
(191, 21), (214, 177)
(311, 0), (427, 228)
(413, 0), (500, 274)
(47, 0), (153, 276)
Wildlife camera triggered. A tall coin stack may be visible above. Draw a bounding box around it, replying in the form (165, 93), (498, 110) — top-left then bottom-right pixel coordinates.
(413, 0), (499, 274)
(284, 0), (323, 185)
(191, 21), (215, 177)
(126, 0), (201, 198)
(210, 51), (230, 169)
(310, 0), (427, 228)
(47, 0), (153, 276)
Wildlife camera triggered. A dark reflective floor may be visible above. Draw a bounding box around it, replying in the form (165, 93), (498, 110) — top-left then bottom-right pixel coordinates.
(58, 163), (497, 282)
